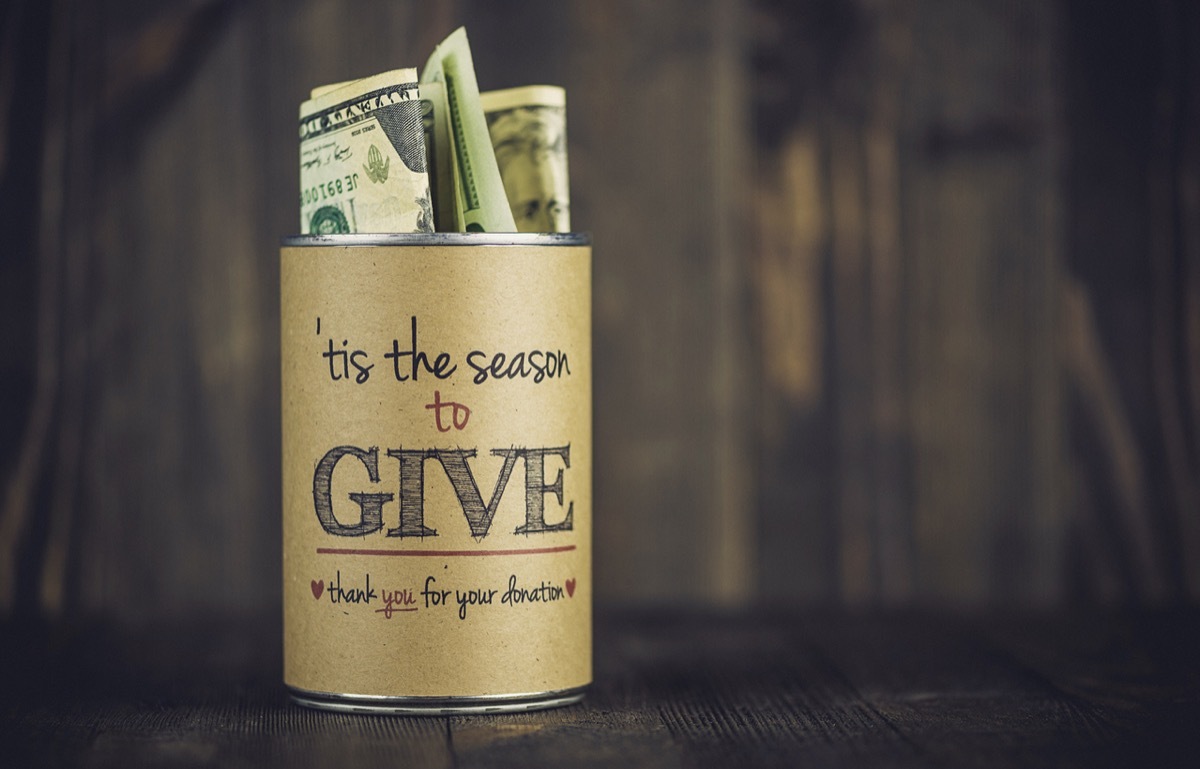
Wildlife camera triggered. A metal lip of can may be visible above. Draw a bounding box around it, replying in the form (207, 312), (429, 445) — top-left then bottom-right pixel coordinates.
(288, 685), (589, 716)
(280, 232), (592, 248)
(280, 234), (593, 715)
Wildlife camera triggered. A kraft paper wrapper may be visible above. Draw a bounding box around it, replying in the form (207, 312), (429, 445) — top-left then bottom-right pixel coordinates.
(281, 237), (591, 698)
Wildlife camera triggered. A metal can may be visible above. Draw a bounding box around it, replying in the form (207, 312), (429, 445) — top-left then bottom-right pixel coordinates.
(280, 233), (592, 714)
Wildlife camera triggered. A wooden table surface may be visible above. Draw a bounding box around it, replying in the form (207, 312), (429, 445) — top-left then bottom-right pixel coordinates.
(2, 609), (1197, 768)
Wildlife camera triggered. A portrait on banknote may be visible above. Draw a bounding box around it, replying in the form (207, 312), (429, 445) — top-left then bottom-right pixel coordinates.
(485, 102), (570, 233)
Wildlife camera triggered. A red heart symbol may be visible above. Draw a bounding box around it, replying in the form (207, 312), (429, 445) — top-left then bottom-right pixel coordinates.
(311, 579), (324, 600)
(565, 578), (576, 598)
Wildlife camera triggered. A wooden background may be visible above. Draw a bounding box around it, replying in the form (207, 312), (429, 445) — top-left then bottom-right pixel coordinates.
(1, 0), (1197, 621)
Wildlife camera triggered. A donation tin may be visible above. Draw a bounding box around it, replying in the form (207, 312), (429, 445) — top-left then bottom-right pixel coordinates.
(281, 233), (592, 714)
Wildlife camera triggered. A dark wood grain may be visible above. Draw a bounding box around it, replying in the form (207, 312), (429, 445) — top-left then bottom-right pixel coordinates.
(0, 0), (757, 620)
(1059, 0), (1200, 603)
(2, 611), (1196, 768)
(751, 0), (1066, 605)
(2, 0), (1199, 620)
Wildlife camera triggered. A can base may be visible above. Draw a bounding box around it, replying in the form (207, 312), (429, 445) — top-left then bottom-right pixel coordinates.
(288, 685), (588, 715)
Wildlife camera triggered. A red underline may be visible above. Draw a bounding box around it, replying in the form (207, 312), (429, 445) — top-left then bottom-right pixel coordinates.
(316, 545), (577, 557)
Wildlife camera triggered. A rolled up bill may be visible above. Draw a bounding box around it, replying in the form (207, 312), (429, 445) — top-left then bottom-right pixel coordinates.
(421, 28), (516, 232)
(481, 85), (570, 233)
(418, 81), (459, 233)
(299, 68), (433, 234)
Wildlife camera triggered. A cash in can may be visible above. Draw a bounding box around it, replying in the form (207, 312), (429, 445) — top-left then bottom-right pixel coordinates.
(280, 233), (592, 714)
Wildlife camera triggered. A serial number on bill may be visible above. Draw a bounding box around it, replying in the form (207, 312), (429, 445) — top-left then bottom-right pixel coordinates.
(301, 174), (359, 206)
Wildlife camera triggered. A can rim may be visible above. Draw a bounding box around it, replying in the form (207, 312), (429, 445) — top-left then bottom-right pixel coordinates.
(281, 232), (591, 247)
(287, 684), (588, 715)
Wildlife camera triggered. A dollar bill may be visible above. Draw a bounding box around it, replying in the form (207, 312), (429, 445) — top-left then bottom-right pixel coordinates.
(481, 85), (570, 233)
(307, 75), (455, 231)
(299, 68), (433, 234)
(421, 28), (516, 232)
(418, 81), (459, 232)
(309, 79), (356, 99)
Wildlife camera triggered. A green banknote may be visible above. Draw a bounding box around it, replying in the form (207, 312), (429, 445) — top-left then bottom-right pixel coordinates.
(299, 68), (433, 234)
(481, 85), (570, 233)
(417, 81), (459, 233)
(421, 28), (516, 232)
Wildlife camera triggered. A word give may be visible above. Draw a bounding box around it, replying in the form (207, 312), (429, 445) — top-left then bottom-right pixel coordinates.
(313, 444), (574, 538)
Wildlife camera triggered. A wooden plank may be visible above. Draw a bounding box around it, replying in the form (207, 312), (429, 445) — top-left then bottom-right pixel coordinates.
(0, 0), (72, 615)
(627, 613), (921, 767)
(805, 612), (1164, 767)
(3, 611), (1198, 767)
(1058, 0), (1200, 602)
(985, 610), (1200, 766)
(1173, 0), (1200, 596)
(748, 0), (844, 603)
(449, 704), (676, 769)
(548, 0), (754, 605)
(0, 619), (454, 768)
(751, 0), (1065, 605)
(903, 0), (1064, 605)
(71, 0), (280, 618)
(1140, 0), (1200, 598)
(752, 122), (839, 601)
(0, 0), (55, 616)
